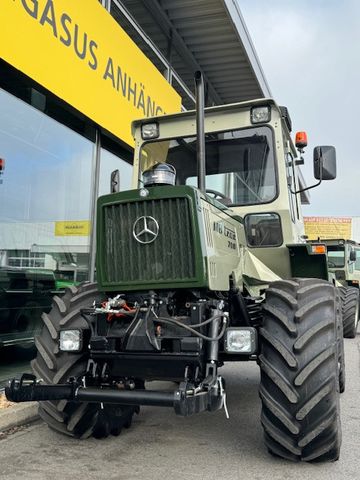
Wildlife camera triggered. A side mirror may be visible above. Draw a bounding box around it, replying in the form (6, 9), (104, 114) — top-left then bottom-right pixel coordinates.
(349, 250), (356, 262)
(110, 170), (120, 193)
(314, 146), (336, 180)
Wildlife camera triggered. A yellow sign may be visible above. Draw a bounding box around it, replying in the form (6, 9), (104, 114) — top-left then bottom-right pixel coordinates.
(0, 0), (181, 146)
(304, 217), (352, 240)
(55, 220), (90, 236)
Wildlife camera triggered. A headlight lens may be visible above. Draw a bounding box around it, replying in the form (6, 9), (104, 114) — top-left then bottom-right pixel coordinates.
(59, 330), (82, 352)
(224, 327), (257, 354)
(141, 123), (159, 139)
(251, 106), (271, 124)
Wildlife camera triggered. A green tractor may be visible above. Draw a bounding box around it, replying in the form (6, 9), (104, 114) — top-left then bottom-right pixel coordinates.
(7, 73), (342, 462)
(311, 238), (360, 338)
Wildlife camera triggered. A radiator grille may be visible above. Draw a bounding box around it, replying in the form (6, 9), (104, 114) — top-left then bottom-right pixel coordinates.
(102, 198), (196, 284)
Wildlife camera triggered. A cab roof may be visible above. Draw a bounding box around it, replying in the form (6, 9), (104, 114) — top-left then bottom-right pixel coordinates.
(132, 98), (281, 134)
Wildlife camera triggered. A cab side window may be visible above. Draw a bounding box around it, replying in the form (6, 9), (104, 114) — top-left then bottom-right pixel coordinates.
(244, 213), (283, 247)
(355, 248), (360, 271)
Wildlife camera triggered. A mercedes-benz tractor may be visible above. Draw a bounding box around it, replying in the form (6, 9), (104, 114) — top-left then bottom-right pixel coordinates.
(6, 73), (342, 463)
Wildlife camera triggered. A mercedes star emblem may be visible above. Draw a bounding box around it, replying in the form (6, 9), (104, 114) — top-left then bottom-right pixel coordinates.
(132, 216), (159, 244)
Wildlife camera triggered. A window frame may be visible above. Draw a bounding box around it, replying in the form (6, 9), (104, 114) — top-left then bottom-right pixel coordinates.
(139, 124), (280, 207)
(244, 212), (284, 248)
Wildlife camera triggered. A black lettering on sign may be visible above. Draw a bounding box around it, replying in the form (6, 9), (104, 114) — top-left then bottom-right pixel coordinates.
(88, 40), (98, 70)
(137, 84), (145, 115)
(103, 57), (115, 87)
(102, 58), (166, 117)
(21, 0), (38, 19)
(39, 0), (58, 38)
(59, 13), (72, 47)
(17, 0), (168, 114)
(74, 23), (87, 60)
(19, 0), (99, 73)
(147, 96), (155, 117)
(116, 66), (127, 96)
(127, 76), (137, 106)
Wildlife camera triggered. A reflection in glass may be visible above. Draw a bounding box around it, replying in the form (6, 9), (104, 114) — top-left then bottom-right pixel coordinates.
(98, 148), (132, 196)
(0, 88), (94, 350)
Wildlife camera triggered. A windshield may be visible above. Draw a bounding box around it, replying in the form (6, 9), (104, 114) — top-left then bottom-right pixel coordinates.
(327, 247), (345, 268)
(140, 126), (277, 206)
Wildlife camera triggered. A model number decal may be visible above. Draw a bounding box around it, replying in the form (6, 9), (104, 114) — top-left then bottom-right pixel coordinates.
(213, 221), (237, 249)
(227, 240), (236, 250)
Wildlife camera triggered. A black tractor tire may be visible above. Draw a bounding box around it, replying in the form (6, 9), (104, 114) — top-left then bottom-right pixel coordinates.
(335, 289), (345, 394)
(31, 282), (139, 439)
(260, 278), (341, 462)
(339, 286), (359, 338)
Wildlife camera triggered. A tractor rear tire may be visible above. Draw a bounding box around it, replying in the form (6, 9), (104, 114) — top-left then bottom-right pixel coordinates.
(340, 286), (359, 338)
(335, 289), (345, 393)
(260, 279), (341, 462)
(31, 282), (139, 439)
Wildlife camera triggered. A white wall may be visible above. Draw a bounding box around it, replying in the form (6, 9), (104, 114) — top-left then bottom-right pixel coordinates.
(0, 222), (89, 253)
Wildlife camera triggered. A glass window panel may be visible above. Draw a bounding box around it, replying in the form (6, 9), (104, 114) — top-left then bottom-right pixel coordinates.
(354, 248), (360, 271)
(0, 88), (94, 361)
(244, 213), (283, 247)
(141, 126), (277, 206)
(98, 147), (132, 196)
(327, 248), (345, 268)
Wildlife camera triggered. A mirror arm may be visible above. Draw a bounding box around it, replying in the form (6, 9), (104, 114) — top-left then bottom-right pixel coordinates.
(291, 179), (321, 195)
(290, 157), (323, 195)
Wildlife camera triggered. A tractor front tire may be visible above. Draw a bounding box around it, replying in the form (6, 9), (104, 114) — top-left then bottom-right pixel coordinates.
(31, 282), (138, 439)
(340, 286), (359, 338)
(260, 279), (341, 462)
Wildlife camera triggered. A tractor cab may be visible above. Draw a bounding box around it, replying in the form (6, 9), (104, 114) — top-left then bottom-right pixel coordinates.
(132, 99), (336, 278)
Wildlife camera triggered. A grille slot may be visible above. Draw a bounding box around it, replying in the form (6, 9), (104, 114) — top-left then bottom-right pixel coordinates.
(102, 197), (196, 284)
(203, 209), (214, 248)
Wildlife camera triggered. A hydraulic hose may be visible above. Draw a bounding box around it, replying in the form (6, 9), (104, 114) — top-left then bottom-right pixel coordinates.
(153, 314), (228, 341)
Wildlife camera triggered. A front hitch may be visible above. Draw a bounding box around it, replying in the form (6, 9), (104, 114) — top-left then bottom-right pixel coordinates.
(5, 373), (225, 417)
(6, 374), (77, 403)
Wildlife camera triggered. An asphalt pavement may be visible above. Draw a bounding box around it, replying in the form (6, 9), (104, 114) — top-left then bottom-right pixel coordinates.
(0, 336), (359, 480)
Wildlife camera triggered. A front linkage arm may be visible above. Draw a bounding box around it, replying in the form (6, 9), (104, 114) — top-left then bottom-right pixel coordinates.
(6, 373), (224, 416)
